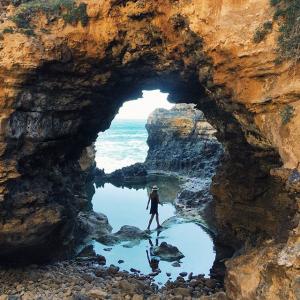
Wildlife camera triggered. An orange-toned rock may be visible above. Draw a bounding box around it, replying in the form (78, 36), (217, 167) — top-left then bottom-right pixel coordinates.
(0, 1), (298, 299)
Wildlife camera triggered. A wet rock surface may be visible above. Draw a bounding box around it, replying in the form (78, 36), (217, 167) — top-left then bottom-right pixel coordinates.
(114, 226), (150, 242)
(96, 225), (151, 247)
(0, 259), (225, 300)
(153, 242), (184, 262)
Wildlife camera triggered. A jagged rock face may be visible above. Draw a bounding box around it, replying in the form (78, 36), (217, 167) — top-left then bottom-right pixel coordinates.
(0, 1), (298, 298)
(145, 104), (224, 231)
(145, 103), (222, 176)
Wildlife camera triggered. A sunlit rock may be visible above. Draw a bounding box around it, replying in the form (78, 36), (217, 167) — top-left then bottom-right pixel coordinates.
(0, 0), (298, 298)
(145, 104), (223, 177)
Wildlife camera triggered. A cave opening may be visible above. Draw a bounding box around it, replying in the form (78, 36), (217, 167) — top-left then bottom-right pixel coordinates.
(95, 90), (173, 173)
(1, 57), (295, 284)
(84, 89), (227, 285)
(0, 58), (297, 297)
(2, 63), (291, 282)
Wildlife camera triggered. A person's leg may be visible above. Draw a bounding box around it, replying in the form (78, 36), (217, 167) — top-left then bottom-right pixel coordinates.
(155, 213), (161, 228)
(147, 214), (155, 230)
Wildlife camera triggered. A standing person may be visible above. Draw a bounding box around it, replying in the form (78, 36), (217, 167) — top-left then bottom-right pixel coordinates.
(146, 185), (163, 230)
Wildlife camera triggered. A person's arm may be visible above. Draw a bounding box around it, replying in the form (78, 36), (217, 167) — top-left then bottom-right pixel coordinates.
(146, 195), (150, 210)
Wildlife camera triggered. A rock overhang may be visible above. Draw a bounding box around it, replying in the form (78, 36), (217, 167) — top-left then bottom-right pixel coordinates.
(0, 1), (299, 298)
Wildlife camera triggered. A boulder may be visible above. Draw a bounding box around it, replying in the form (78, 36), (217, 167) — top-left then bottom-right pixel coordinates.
(96, 234), (120, 246)
(77, 245), (96, 257)
(114, 225), (150, 241)
(107, 163), (148, 183)
(78, 211), (113, 240)
(96, 225), (151, 247)
(88, 289), (108, 299)
(153, 242), (184, 261)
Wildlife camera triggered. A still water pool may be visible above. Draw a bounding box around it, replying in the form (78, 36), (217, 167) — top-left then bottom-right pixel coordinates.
(91, 177), (215, 284)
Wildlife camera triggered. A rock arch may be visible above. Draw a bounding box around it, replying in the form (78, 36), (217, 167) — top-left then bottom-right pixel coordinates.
(0, 0), (299, 298)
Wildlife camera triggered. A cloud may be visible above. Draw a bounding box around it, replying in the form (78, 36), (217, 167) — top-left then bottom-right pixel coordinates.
(115, 90), (174, 120)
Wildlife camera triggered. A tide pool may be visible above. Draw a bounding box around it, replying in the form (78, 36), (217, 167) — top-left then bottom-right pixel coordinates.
(91, 179), (215, 284)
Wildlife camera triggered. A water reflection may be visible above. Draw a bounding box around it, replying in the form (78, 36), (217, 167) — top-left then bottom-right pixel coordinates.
(92, 176), (216, 283)
(147, 230), (161, 273)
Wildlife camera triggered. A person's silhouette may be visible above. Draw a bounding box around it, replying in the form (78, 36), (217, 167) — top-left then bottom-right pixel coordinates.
(146, 185), (163, 230)
(146, 230), (161, 272)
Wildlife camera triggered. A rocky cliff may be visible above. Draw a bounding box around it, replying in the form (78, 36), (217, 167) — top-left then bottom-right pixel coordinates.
(145, 103), (222, 177)
(143, 104), (223, 229)
(0, 1), (299, 299)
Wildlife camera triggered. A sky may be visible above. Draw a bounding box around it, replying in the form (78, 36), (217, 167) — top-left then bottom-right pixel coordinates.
(115, 90), (174, 120)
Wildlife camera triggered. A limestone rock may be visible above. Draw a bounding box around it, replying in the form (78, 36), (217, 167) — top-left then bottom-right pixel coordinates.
(102, 163), (148, 184)
(153, 242), (184, 262)
(96, 225), (150, 247)
(79, 145), (96, 172)
(114, 225), (150, 242)
(0, 1), (298, 299)
(88, 289), (108, 299)
(78, 211), (113, 240)
(145, 104), (223, 177)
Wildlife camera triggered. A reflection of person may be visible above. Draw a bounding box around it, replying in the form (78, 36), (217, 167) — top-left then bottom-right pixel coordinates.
(146, 231), (161, 272)
(146, 185), (163, 230)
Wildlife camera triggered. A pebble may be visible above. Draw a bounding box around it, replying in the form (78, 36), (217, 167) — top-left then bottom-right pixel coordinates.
(103, 248), (112, 251)
(108, 265), (120, 274)
(88, 288), (108, 298)
(0, 258), (223, 299)
(132, 294), (144, 300)
(96, 255), (106, 265)
(205, 278), (217, 289)
(171, 262), (180, 267)
(130, 268), (140, 273)
(82, 273), (94, 283)
(118, 260), (124, 264)
(172, 287), (191, 297)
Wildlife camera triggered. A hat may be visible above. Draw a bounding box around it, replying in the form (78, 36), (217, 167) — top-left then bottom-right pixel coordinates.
(152, 185), (159, 191)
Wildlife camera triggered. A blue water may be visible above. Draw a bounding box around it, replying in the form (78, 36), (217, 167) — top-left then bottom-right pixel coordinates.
(93, 119), (216, 284)
(92, 182), (215, 284)
(96, 119), (148, 173)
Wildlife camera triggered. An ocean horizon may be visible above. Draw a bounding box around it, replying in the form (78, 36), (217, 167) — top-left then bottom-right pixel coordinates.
(95, 119), (149, 173)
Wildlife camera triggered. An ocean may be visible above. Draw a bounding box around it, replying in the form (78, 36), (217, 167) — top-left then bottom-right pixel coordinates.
(95, 119), (149, 173)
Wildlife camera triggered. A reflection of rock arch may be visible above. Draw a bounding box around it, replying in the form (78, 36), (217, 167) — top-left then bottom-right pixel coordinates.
(0, 1), (298, 298)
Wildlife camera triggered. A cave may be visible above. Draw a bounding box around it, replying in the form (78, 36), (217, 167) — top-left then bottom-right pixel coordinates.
(89, 91), (227, 285)
(0, 0), (299, 299)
